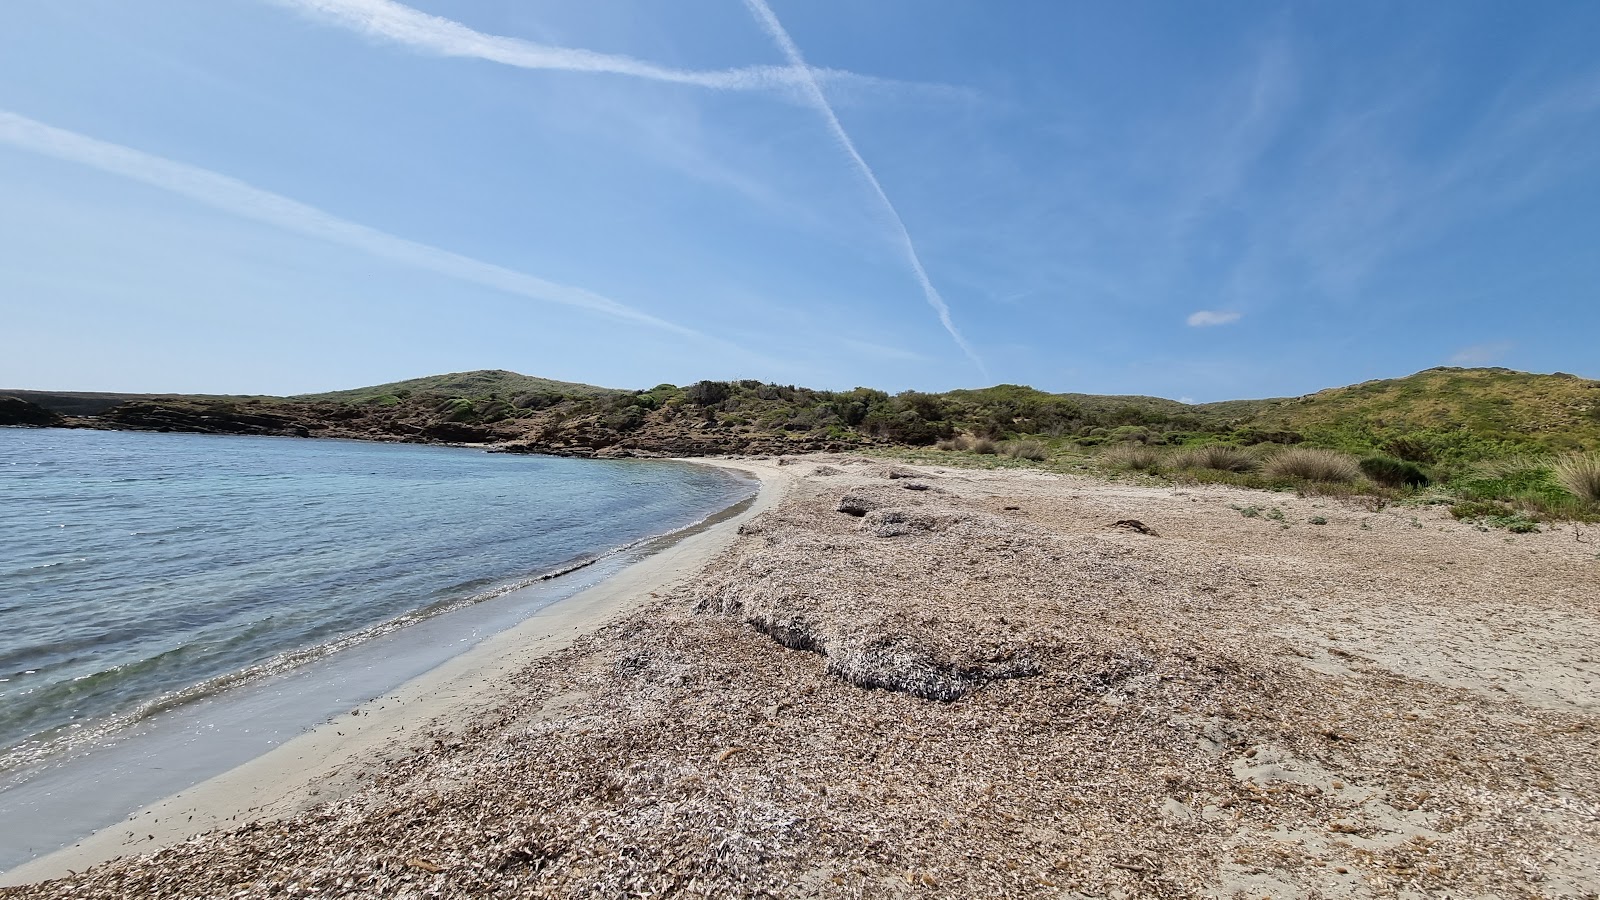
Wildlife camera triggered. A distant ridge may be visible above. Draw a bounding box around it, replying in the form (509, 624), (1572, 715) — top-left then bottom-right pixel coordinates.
(291, 370), (620, 403)
(6, 366), (1594, 463)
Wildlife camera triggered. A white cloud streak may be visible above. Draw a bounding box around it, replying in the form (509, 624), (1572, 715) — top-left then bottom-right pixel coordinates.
(1187, 310), (1241, 327)
(271, 0), (904, 98)
(841, 338), (927, 362)
(1448, 342), (1513, 366)
(740, 0), (986, 376)
(0, 110), (697, 337)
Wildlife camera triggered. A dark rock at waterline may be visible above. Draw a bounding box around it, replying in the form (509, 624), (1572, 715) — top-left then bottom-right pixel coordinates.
(421, 421), (492, 443)
(0, 395), (65, 427)
(99, 400), (311, 438)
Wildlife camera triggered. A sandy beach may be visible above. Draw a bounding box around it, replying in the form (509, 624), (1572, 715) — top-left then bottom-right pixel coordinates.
(5, 455), (1599, 898)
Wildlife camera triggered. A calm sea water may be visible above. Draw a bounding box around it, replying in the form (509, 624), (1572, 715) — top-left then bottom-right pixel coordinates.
(0, 428), (750, 764)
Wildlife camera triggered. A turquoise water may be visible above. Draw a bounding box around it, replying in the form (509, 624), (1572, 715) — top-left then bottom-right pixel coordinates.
(0, 428), (750, 764)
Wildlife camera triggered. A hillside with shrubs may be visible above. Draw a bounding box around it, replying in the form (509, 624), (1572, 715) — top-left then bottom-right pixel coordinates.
(9, 366), (1599, 523)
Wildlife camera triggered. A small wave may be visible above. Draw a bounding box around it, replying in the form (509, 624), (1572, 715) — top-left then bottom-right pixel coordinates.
(4, 558), (88, 576)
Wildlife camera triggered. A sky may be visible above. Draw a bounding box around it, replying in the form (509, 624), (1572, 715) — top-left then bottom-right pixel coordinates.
(2, 1), (1598, 401)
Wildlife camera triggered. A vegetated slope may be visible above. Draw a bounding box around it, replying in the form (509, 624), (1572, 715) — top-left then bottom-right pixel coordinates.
(18, 366), (1600, 466)
(1245, 367), (1600, 463)
(291, 369), (620, 404)
(0, 390), (261, 417)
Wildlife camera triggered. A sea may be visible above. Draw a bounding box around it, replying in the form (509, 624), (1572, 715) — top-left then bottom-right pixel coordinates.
(0, 428), (753, 868)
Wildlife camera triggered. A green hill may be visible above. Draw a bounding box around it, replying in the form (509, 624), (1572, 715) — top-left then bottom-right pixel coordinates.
(292, 369), (620, 404)
(1242, 367), (1600, 463)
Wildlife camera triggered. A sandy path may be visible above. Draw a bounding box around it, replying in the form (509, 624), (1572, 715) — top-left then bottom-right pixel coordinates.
(0, 458), (789, 887)
(4, 455), (1597, 898)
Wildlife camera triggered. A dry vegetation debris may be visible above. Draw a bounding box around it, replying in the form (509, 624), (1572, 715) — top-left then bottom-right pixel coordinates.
(7, 457), (1600, 898)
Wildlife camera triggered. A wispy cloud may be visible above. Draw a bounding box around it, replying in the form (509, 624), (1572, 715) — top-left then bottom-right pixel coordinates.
(740, 0), (986, 375)
(270, 0), (918, 99)
(0, 110), (696, 336)
(1187, 310), (1241, 327)
(1448, 342), (1513, 366)
(841, 338), (927, 362)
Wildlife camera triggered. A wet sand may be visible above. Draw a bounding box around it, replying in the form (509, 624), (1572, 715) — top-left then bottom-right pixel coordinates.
(5, 455), (1599, 898)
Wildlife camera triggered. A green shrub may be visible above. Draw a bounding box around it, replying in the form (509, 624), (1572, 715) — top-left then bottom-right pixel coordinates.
(1001, 439), (1050, 461)
(683, 380), (732, 406)
(1263, 448), (1361, 483)
(1359, 455), (1429, 487)
(1174, 444), (1257, 473)
(436, 398), (476, 423)
(1100, 443), (1161, 471)
(1555, 453), (1600, 505)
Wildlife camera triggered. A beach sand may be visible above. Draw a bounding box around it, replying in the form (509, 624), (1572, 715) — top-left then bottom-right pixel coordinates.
(5, 455), (1598, 897)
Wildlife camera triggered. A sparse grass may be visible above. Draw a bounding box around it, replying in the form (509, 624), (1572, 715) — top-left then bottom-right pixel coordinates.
(1001, 439), (1049, 461)
(1173, 444), (1257, 473)
(1448, 455), (1579, 519)
(1449, 500), (1542, 532)
(1262, 448), (1362, 483)
(1099, 443), (1162, 471)
(1555, 453), (1600, 506)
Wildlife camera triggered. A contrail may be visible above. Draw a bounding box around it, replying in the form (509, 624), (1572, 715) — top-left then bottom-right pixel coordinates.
(272, 0), (906, 98)
(0, 110), (697, 337)
(741, 0), (986, 375)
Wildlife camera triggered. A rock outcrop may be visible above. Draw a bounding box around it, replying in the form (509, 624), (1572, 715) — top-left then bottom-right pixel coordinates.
(0, 396), (65, 427)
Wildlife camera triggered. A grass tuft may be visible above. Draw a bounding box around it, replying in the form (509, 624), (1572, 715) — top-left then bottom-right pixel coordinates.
(1001, 439), (1050, 461)
(1262, 448), (1361, 483)
(1173, 444), (1257, 473)
(1100, 443), (1162, 471)
(1555, 453), (1600, 506)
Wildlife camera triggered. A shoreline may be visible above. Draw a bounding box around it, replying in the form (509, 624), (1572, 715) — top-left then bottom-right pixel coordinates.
(0, 457), (789, 887)
(6, 455), (1596, 897)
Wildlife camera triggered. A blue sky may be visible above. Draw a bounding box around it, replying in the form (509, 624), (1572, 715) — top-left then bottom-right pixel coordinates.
(2, 1), (1597, 401)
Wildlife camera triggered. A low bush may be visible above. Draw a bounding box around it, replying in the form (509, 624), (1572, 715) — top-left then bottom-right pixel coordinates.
(1100, 443), (1161, 471)
(1359, 455), (1429, 487)
(1263, 448), (1361, 483)
(1555, 453), (1600, 506)
(1001, 439), (1050, 461)
(1173, 444), (1257, 473)
(937, 434), (1000, 454)
(965, 435), (998, 455)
